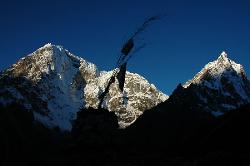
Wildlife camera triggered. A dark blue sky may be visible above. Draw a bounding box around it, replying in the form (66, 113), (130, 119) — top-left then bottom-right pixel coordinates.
(0, 0), (250, 95)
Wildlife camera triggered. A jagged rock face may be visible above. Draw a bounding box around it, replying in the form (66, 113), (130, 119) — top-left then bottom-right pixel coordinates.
(84, 71), (168, 128)
(183, 52), (250, 116)
(0, 44), (167, 130)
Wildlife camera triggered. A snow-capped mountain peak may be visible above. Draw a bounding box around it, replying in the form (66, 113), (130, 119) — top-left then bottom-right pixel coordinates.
(184, 52), (246, 87)
(2, 43), (99, 130)
(183, 52), (250, 116)
(10, 43), (97, 82)
(216, 51), (243, 74)
(218, 51), (228, 60)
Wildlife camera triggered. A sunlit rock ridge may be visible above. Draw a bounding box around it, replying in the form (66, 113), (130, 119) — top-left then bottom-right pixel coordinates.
(0, 44), (168, 130)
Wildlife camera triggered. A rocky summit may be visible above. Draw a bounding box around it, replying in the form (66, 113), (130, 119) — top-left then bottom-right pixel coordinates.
(183, 51), (250, 116)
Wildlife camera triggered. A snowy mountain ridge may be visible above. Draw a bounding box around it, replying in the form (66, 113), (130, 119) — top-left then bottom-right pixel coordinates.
(1, 45), (250, 130)
(0, 44), (168, 130)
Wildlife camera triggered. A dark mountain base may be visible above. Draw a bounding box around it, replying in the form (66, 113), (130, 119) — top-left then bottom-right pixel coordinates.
(1, 104), (250, 166)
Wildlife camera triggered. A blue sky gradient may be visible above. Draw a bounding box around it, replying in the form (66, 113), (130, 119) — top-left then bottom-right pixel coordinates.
(0, 0), (250, 95)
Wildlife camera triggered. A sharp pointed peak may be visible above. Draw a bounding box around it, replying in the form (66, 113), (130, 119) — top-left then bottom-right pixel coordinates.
(217, 51), (228, 60)
(43, 43), (53, 47)
(39, 43), (65, 51)
(40, 43), (55, 49)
